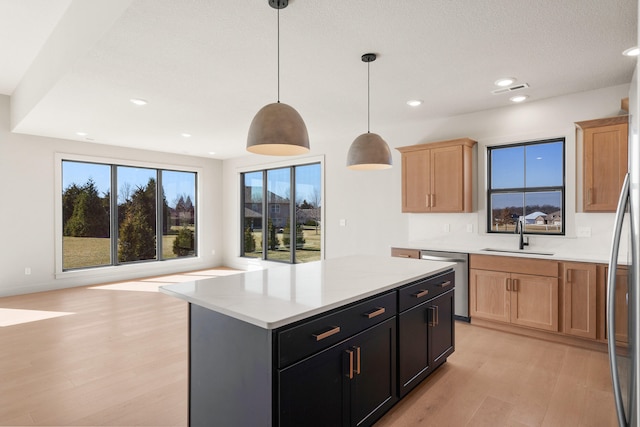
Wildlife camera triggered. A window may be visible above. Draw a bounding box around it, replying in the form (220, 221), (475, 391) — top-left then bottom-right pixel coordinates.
(241, 162), (322, 263)
(487, 138), (564, 235)
(61, 160), (197, 270)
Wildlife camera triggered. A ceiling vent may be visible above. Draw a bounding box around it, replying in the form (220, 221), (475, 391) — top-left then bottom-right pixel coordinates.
(492, 83), (530, 95)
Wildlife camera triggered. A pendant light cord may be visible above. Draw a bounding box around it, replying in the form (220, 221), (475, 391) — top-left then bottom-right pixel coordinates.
(367, 60), (370, 133)
(277, 7), (280, 103)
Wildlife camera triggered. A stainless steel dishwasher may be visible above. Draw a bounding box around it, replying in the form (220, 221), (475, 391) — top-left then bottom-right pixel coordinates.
(420, 250), (469, 321)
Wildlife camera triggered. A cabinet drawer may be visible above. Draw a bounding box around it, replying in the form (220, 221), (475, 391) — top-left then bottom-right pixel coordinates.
(277, 292), (397, 369)
(398, 270), (455, 312)
(391, 248), (421, 259)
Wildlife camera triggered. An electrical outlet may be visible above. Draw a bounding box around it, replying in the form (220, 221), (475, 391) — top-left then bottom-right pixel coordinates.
(24, 267), (31, 275)
(576, 227), (592, 238)
(466, 223), (473, 233)
(443, 224), (450, 232)
(339, 219), (346, 227)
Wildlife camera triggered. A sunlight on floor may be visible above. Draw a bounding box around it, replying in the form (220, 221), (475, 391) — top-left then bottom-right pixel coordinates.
(0, 308), (75, 327)
(89, 268), (244, 293)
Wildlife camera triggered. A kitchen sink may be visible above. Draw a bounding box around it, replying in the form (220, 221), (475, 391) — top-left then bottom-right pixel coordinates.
(480, 248), (555, 256)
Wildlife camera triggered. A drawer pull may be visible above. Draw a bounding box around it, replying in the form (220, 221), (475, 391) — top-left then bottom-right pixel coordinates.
(397, 254), (410, 258)
(363, 307), (386, 318)
(312, 326), (341, 341)
(438, 280), (452, 288)
(413, 289), (429, 298)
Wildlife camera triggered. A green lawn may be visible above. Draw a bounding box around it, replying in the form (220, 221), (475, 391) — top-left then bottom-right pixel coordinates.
(245, 227), (322, 263)
(63, 235), (183, 269)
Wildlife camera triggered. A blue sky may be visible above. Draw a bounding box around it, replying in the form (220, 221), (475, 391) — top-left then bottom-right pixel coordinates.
(62, 161), (195, 208)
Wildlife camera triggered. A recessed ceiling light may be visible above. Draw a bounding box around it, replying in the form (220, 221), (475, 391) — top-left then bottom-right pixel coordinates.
(76, 131), (88, 136)
(130, 98), (148, 106)
(407, 100), (423, 107)
(536, 157), (543, 160)
(181, 133), (192, 138)
(495, 77), (516, 87)
(208, 151), (216, 155)
(510, 95), (528, 103)
(623, 46), (639, 57)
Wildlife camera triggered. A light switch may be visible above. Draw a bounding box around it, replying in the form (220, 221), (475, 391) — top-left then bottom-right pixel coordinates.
(339, 219), (346, 227)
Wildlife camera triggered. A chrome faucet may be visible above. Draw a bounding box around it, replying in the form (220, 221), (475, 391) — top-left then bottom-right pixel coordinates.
(514, 216), (529, 250)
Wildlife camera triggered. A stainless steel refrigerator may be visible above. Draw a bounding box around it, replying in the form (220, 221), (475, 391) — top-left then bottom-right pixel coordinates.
(608, 64), (640, 426)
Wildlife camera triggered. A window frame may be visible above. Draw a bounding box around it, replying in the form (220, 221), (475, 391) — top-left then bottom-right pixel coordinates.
(55, 153), (201, 275)
(239, 156), (324, 264)
(486, 138), (566, 236)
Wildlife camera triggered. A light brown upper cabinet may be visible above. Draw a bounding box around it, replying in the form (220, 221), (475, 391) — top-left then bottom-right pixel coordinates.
(397, 138), (476, 213)
(576, 116), (628, 212)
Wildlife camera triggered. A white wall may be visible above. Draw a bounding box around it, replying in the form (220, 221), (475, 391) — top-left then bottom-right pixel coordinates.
(1, 83), (629, 294)
(0, 94), (223, 296)
(221, 84), (630, 269)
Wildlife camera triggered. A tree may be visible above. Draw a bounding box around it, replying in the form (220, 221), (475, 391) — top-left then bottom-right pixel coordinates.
(63, 179), (109, 237)
(282, 218), (305, 248)
(117, 178), (157, 262)
(267, 219), (279, 250)
(172, 227), (194, 257)
(244, 227), (256, 252)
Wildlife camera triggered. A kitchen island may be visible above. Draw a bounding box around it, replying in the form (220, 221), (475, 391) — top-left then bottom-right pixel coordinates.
(160, 255), (455, 426)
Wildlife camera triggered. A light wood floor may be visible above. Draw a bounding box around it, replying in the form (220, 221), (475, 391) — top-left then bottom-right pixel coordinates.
(0, 271), (618, 426)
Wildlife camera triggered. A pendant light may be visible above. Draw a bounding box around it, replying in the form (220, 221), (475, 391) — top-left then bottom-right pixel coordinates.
(347, 53), (392, 170)
(247, 0), (309, 156)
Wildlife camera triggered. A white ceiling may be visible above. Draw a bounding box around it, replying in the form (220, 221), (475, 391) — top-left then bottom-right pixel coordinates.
(2, 0), (637, 159)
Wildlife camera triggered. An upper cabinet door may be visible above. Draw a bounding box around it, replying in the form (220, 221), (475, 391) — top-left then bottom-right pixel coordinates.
(401, 149), (430, 212)
(397, 138), (476, 213)
(577, 116), (628, 212)
(430, 145), (464, 212)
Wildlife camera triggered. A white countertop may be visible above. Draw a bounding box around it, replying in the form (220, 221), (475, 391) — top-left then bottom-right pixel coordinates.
(393, 235), (629, 265)
(159, 255), (455, 329)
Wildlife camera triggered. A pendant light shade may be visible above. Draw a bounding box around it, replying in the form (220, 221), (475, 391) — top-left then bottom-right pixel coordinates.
(247, 102), (309, 155)
(347, 53), (392, 170)
(347, 132), (392, 170)
(247, 0), (309, 156)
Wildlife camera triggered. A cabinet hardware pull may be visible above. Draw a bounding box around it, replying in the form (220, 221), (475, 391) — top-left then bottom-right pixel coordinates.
(345, 349), (354, 379)
(428, 306), (436, 327)
(506, 278), (510, 291)
(431, 194), (435, 207)
(353, 346), (361, 375)
(363, 307), (386, 319)
(312, 326), (341, 341)
(513, 279), (518, 292)
(397, 254), (410, 258)
(426, 194), (429, 207)
(438, 281), (452, 288)
(413, 289), (429, 298)
(435, 305), (439, 326)
(566, 269), (572, 282)
(587, 188), (592, 205)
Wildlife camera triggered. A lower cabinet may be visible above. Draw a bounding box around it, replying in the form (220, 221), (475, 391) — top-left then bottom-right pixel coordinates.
(469, 255), (560, 333)
(562, 262), (597, 339)
(398, 289), (454, 397)
(278, 317), (397, 427)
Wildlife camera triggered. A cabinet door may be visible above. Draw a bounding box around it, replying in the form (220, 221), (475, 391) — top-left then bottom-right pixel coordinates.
(278, 340), (349, 427)
(430, 145), (464, 212)
(402, 150), (430, 212)
(469, 269), (510, 323)
(350, 317), (397, 427)
(398, 301), (430, 397)
(583, 123), (628, 212)
(615, 268), (629, 344)
(563, 262), (597, 339)
(278, 318), (397, 427)
(428, 289), (455, 369)
(510, 273), (559, 332)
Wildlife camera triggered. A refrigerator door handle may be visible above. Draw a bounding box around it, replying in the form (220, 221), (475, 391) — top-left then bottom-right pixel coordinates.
(607, 172), (630, 427)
